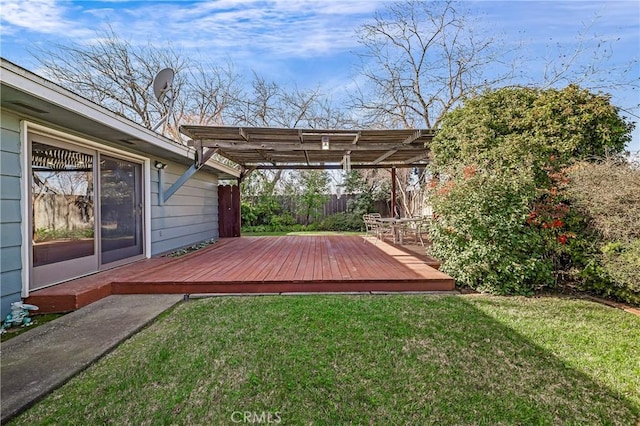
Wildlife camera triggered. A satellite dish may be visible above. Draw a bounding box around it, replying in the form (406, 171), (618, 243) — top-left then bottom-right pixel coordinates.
(153, 68), (174, 103)
(151, 68), (176, 132)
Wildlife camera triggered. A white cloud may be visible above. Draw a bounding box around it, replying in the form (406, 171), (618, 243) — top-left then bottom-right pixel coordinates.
(0, 0), (90, 37)
(76, 0), (375, 60)
(0, 0), (379, 66)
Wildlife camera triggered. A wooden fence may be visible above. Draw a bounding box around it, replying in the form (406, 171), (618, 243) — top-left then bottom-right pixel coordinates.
(247, 194), (390, 224)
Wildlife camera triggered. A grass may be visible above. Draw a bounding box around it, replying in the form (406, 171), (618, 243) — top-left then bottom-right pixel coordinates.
(10, 295), (640, 425)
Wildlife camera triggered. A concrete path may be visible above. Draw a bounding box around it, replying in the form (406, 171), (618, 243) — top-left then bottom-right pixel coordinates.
(1, 294), (183, 423)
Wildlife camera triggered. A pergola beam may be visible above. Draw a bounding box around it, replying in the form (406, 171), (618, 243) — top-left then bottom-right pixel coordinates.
(402, 129), (422, 145)
(372, 149), (399, 165)
(299, 132), (360, 138)
(246, 163), (418, 170)
(179, 125), (434, 171)
(254, 149), (275, 164)
(403, 152), (429, 164)
(188, 139), (425, 152)
(352, 131), (361, 145)
(191, 140), (220, 167)
(239, 127), (250, 141)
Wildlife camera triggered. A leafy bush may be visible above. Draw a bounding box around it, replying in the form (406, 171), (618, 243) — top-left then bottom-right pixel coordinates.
(241, 212), (364, 234)
(429, 168), (552, 294)
(428, 85), (634, 295)
(317, 213), (365, 232)
(241, 223), (315, 234)
(600, 240), (640, 304)
(298, 171), (330, 225)
(431, 85), (632, 173)
(241, 195), (281, 227)
(566, 159), (640, 304)
(270, 213), (296, 230)
(342, 171), (380, 216)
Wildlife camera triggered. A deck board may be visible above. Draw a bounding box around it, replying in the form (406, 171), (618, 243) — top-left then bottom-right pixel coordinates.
(26, 236), (455, 313)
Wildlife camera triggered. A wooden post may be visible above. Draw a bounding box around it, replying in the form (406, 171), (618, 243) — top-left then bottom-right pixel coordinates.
(235, 182), (242, 237)
(391, 166), (397, 218)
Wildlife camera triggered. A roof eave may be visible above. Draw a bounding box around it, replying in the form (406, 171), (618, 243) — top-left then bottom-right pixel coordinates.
(0, 58), (240, 179)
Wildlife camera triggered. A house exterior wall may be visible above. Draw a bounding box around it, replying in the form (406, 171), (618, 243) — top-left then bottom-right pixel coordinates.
(151, 164), (219, 255)
(0, 110), (220, 317)
(1, 112), (24, 317)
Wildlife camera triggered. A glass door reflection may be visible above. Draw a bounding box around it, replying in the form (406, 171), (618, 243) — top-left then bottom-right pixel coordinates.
(31, 140), (97, 289)
(100, 155), (144, 264)
(32, 142), (95, 265)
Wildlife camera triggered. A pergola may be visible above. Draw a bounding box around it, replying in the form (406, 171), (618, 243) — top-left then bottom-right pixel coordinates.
(178, 125), (435, 216)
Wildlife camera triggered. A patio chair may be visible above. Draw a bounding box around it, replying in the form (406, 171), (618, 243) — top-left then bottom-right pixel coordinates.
(363, 213), (391, 242)
(403, 217), (429, 246)
(363, 214), (377, 238)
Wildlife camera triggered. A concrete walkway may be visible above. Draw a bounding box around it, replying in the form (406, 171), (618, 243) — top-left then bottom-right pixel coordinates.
(1, 294), (183, 423)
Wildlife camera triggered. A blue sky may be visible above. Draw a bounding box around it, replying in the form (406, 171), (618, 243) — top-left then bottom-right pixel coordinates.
(1, 0), (638, 151)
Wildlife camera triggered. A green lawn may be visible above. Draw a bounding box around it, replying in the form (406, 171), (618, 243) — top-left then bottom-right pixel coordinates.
(11, 295), (640, 425)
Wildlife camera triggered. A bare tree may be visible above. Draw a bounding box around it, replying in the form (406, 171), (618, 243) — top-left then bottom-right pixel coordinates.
(233, 73), (352, 195)
(349, 0), (512, 214)
(539, 16), (639, 94)
(33, 27), (250, 145)
(168, 60), (244, 140)
(350, 1), (638, 216)
(230, 73), (350, 129)
(350, 0), (510, 130)
(34, 27), (187, 131)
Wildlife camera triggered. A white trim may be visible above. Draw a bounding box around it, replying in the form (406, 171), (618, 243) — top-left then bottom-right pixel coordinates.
(20, 120), (30, 298)
(144, 159), (152, 258)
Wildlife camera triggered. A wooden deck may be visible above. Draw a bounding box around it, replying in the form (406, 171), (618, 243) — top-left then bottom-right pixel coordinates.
(26, 236), (455, 313)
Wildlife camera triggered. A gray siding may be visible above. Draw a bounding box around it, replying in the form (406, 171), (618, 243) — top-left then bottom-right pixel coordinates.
(150, 161), (219, 255)
(0, 112), (23, 318)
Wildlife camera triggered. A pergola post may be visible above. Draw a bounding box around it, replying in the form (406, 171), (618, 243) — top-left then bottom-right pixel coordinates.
(391, 166), (397, 217)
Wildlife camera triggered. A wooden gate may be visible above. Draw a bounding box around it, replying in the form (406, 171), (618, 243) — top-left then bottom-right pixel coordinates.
(218, 185), (241, 237)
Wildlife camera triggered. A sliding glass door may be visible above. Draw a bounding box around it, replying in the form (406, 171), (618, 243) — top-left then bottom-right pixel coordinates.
(30, 135), (145, 290)
(100, 155), (144, 264)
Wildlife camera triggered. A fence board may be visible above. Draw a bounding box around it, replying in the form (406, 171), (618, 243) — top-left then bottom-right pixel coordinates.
(246, 194), (390, 224)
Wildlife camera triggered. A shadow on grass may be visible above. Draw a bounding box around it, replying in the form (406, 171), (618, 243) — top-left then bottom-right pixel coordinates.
(9, 295), (639, 425)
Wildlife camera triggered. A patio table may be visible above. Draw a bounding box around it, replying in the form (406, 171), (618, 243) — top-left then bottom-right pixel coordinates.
(376, 217), (423, 244)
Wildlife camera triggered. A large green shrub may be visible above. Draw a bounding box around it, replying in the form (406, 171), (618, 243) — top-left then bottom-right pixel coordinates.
(567, 160), (640, 304)
(431, 85), (631, 173)
(342, 171), (380, 216)
(429, 85), (634, 295)
(429, 168), (552, 294)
